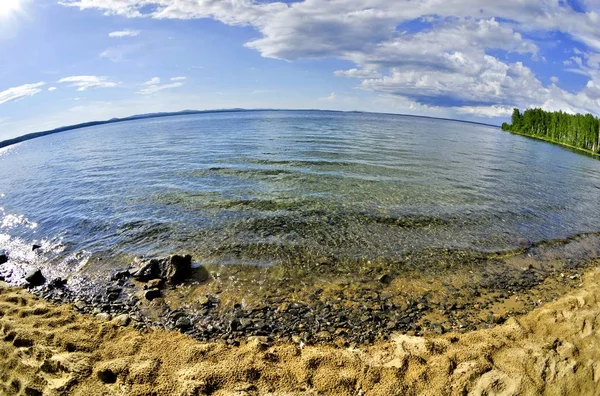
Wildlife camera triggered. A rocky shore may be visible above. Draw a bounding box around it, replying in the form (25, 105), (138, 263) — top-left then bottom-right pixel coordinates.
(1, 234), (598, 349)
(2, 261), (600, 395)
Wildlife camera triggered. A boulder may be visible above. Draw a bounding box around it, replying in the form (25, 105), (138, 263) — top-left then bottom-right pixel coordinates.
(131, 255), (193, 285)
(32, 244), (42, 252)
(0, 250), (7, 265)
(25, 269), (45, 286)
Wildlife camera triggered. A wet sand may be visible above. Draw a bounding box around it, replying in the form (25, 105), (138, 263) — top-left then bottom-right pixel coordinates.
(2, 261), (600, 395)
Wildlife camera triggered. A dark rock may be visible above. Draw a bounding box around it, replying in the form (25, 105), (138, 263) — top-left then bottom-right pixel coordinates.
(32, 244), (42, 251)
(164, 255), (192, 284)
(175, 317), (192, 328)
(144, 288), (161, 301)
(107, 292), (120, 301)
(378, 274), (393, 284)
(110, 269), (131, 281)
(48, 278), (66, 289)
(193, 264), (210, 283)
(97, 369), (117, 384)
(25, 269), (45, 286)
(131, 255), (193, 285)
(0, 250), (7, 265)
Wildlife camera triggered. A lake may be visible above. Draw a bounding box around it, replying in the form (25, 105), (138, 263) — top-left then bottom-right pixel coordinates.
(1, 110), (600, 280)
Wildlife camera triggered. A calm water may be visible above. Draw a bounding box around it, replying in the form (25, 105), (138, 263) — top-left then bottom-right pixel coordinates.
(1, 111), (600, 278)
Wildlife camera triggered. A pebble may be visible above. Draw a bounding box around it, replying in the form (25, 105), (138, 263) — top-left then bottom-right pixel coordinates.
(379, 274), (393, 284)
(144, 288), (162, 301)
(175, 317), (192, 328)
(113, 314), (130, 326)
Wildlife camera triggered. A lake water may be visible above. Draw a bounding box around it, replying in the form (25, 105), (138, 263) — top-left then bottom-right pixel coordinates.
(1, 110), (600, 279)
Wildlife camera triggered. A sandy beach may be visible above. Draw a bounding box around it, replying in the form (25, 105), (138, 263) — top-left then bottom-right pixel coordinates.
(1, 261), (599, 395)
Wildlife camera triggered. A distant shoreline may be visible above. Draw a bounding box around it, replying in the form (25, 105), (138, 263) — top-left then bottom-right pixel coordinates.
(0, 109), (500, 149)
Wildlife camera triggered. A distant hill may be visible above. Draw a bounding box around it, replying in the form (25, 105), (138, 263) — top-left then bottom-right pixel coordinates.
(0, 109), (262, 149)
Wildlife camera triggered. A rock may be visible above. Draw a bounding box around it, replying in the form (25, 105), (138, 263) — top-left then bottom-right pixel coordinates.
(32, 244), (42, 251)
(131, 255), (193, 285)
(379, 274), (393, 284)
(48, 278), (67, 289)
(431, 324), (445, 335)
(198, 296), (210, 306)
(175, 317), (192, 328)
(164, 255), (193, 284)
(110, 269), (131, 281)
(97, 369), (117, 384)
(145, 278), (164, 290)
(194, 265), (210, 283)
(107, 292), (120, 301)
(130, 258), (160, 281)
(0, 250), (7, 265)
(74, 301), (86, 311)
(316, 331), (331, 340)
(113, 314), (130, 326)
(96, 313), (112, 321)
(144, 288), (162, 301)
(0, 281), (9, 288)
(25, 269), (45, 286)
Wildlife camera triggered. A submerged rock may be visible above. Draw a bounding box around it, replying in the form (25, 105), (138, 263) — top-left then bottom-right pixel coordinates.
(25, 269), (45, 287)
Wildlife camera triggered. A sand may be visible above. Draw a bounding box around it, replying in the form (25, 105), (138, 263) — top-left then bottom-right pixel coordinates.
(2, 264), (600, 395)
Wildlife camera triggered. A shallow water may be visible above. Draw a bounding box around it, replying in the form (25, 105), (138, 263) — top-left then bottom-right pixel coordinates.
(1, 110), (600, 278)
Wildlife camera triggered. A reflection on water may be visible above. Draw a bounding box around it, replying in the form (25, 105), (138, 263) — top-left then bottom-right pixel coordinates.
(0, 111), (600, 276)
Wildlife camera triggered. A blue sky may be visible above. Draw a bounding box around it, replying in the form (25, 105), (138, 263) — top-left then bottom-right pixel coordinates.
(1, 0), (600, 140)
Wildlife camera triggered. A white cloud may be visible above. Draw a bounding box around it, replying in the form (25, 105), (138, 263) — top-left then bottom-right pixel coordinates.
(57, 76), (118, 91)
(0, 82), (45, 105)
(48, 87), (57, 92)
(138, 77), (185, 95)
(108, 29), (140, 38)
(58, 0), (600, 117)
(143, 77), (161, 85)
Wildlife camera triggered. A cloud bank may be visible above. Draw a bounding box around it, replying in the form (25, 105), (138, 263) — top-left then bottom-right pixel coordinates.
(59, 0), (600, 118)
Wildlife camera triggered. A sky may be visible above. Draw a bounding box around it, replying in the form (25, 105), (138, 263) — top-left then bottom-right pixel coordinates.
(1, 0), (600, 140)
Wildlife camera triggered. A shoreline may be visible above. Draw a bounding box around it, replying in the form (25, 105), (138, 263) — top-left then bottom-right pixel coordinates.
(1, 233), (599, 348)
(506, 129), (600, 158)
(1, 260), (600, 394)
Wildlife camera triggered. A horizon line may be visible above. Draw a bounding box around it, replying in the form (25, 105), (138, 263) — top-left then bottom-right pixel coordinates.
(0, 108), (502, 149)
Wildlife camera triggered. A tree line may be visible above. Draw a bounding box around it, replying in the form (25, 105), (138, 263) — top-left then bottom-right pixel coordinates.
(502, 108), (600, 154)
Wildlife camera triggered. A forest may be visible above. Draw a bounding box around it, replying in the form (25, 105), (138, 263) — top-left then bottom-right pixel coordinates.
(502, 108), (600, 154)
